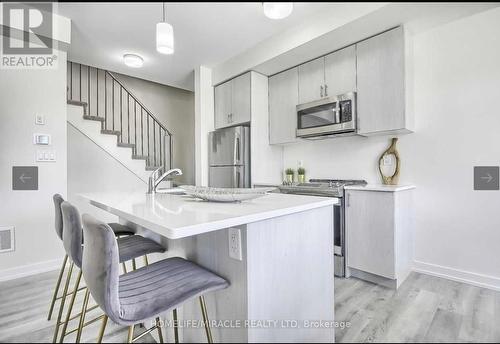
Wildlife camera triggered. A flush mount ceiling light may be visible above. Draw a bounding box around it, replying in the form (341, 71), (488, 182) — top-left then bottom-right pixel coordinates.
(157, 2), (174, 54)
(123, 53), (144, 68)
(263, 2), (293, 19)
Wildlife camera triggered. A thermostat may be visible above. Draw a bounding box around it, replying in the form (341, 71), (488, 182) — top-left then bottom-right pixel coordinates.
(33, 134), (51, 145)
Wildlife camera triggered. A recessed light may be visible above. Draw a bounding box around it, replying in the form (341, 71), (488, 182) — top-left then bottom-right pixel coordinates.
(123, 54), (144, 68)
(263, 3), (293, 20)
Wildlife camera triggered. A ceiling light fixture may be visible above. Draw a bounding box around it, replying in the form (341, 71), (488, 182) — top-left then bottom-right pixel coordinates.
(263, 2), (293, 20)
(123, 53), (144, 68)
(157, 2), (174, 54)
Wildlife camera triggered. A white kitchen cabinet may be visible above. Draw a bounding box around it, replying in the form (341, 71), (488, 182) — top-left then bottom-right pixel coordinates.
(298, 57), (325, 104)
(268, 68), (299, 145)
(324, 45), (357, 96)
(214, 72), (251, 129)
(356, 26), (413, 136)
(231, 72), (251, 126)
(345, 185), (414, 289)
(214, 80), (232, 129)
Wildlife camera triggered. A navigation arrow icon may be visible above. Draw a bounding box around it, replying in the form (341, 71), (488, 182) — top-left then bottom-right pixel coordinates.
(19, 173), (32, 184)
(481, 173), (493, 183)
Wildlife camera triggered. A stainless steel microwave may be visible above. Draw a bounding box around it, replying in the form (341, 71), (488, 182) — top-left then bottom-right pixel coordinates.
(296, 92), (356, 139)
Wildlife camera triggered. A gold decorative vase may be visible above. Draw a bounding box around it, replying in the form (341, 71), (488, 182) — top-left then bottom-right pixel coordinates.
(378, 138), (401, 185)
(297, 174), (305, 183)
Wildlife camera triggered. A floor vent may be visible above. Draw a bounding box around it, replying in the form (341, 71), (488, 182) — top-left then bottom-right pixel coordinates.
(0, 227), (15, 253)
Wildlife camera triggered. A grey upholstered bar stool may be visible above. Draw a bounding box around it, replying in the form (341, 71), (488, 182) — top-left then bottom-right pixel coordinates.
(54, 201), (166, 343)
(48, 194), (136, 322)
(81, 214), (229, 343)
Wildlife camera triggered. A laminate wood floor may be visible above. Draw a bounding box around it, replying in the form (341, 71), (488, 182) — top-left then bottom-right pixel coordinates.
(0, 269), (499, 343)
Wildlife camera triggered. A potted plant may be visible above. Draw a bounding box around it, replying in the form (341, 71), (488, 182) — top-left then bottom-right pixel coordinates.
(285, 168), (295, 184)
(297, 167), (306, 183)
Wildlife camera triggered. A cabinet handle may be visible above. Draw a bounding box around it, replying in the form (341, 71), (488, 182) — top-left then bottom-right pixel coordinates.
(320, 85), (324, 98)
(324, 84), (328, 97)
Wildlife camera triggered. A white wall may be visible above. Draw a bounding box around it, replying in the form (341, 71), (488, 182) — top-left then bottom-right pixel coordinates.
(67, 123), (145, 223)
(0, 51), (68, 276)
(283, 7), (500, 289)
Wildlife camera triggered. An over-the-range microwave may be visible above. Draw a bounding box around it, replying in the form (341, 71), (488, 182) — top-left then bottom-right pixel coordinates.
(296, 92), (356, 139)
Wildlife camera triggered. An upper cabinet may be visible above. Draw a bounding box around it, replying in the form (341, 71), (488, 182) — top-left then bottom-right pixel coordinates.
(269, 67), (299, 145)
(298, 57), (325, 104)
(214, 72), (251, 129)
(356, 27), (412, 136)
(324, 45), (357, 96)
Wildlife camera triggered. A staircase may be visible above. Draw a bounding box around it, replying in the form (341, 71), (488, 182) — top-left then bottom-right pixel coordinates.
(66, 61), (172, 182)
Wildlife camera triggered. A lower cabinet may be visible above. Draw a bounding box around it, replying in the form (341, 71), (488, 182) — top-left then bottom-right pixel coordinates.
(345, 186), (414, 288)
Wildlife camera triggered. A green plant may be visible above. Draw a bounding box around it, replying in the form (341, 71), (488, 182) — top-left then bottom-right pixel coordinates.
(285, 168), (295, 175)
(297, 167), (306, 175)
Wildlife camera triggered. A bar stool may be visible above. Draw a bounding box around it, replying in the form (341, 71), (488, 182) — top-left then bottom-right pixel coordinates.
(54, 201), (166, 343)
(81, 214), (229, 343)
(48, 194), (136, 322)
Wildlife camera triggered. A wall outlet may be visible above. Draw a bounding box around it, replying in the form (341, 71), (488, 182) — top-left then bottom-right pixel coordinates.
(228, 228), (242, 261)
(36, 150), (56, 162)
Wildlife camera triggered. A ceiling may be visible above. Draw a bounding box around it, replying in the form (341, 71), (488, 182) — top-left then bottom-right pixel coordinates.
(56, 2), (338, 91)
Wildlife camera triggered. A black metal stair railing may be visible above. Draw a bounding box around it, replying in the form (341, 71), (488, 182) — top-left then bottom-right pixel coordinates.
(66, 61), (172, 171)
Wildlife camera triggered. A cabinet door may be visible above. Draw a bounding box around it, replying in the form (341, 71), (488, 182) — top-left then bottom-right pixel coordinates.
(298, 57), (325, 104)
(214, 81), (232, 129)
(356, 26), (405, 135)
(346, 190), (395, 279)
(269, 68), (299, 144)
(324, 45), (356, 96)
(231, 72), (251, 126)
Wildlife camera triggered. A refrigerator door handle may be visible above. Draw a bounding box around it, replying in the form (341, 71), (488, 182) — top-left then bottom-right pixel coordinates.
(233, 132), (241, 164)
(233, 167), (240, 188)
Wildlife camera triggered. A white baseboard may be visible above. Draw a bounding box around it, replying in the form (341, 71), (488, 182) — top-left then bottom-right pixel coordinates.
(413, 260), (500, 292)
(0, 258), (63, 282)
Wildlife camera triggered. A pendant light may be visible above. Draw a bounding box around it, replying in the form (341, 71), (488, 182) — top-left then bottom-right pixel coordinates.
(263, 3), (293, 20)
(156, 2), (174, 54)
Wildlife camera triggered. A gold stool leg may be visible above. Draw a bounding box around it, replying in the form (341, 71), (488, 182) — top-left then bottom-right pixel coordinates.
(97, 315), (108, 343)
(52, 262), (74, 343)
(127, 324), (135, 343)
(59, 270), (83, 342)
(48, 254), (68, 320)
(156, 317), (164, 343)
(199, 295), (213, 343)
(173, 309), (179, 343)
(75, 288), (90, 343)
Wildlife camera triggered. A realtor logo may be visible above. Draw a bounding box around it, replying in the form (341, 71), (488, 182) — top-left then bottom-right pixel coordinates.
(1, 2), (57, 69)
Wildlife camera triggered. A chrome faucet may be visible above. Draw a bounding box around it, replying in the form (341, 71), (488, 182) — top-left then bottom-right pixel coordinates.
(147, 167), (183, 194)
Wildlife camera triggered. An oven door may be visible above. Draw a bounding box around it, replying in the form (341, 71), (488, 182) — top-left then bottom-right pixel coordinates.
(296, 93), (356, 138)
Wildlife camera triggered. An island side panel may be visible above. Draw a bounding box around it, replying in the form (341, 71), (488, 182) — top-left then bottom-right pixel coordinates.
(246, 205), (335, 343)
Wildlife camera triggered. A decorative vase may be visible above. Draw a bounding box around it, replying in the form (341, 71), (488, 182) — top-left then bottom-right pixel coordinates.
(285, 174), (294, 183)
(297, 174), (305, 183)
(378, 137), (401, 185)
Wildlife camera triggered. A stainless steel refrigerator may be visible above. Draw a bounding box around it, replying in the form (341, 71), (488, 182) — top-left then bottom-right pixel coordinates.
(208, 126), (250, 188)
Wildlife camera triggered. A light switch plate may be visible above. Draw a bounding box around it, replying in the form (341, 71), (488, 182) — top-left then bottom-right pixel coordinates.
(228, 228), (242, 261)
(36, 150), (56, 162)
(35, 114), (45, 125)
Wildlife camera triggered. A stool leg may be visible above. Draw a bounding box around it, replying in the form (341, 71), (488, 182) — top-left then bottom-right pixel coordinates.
(144, 255), (149, 266)
(199, 295), (213, 343)
(48, 254), (68, 320)
(156, 317), (164, 343)
(132, 258), (137, 271)
(127, 324), (135, 343)
(59, 270), (83, 342)
(173, 309), (179, 343)
(97, 315), (108, 343)
(52, 262), (74, 343)
(75, 288), (90, 343)
(122, 262), (128, 274)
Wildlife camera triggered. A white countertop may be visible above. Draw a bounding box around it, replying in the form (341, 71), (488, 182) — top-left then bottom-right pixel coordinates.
(79, 191), (337, 239)
(344, 184), (416, 192)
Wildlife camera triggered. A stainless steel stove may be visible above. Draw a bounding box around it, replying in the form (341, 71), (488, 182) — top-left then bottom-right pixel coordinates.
(278, 179), (367, 277)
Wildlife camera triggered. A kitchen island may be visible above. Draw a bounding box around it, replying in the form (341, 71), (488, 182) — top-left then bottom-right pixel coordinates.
(80, 191), (336, 343)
